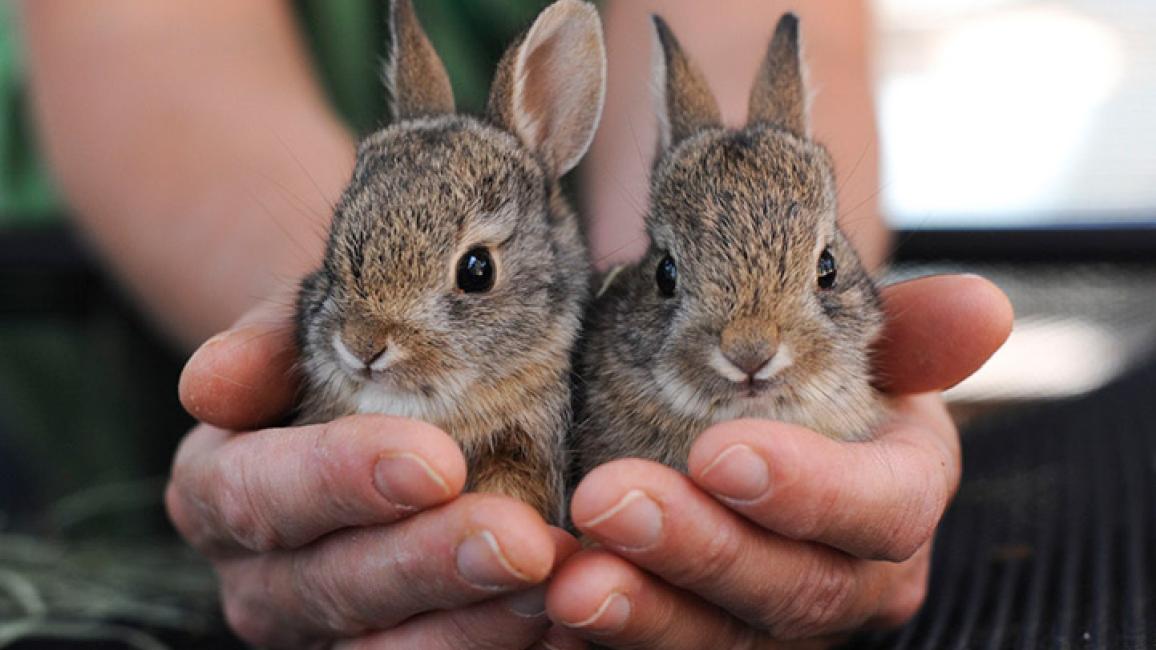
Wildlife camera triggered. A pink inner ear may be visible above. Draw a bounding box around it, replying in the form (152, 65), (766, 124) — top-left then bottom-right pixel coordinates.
(511, 2), (605, 176)
(517, 32), (563, 153)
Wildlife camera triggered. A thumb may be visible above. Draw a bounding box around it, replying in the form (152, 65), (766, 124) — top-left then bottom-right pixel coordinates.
(873, 274), (1013, 394)
(178, 294), (299, 430)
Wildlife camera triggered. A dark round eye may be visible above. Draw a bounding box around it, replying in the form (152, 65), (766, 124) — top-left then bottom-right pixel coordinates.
(656, 254), (677, 297)
(456, 247), (495, 293)
(817, 247), (837, 290)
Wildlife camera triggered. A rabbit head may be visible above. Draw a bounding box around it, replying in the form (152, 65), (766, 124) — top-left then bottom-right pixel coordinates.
(296, 0), (605, 425)
(617, 14), (883, 430)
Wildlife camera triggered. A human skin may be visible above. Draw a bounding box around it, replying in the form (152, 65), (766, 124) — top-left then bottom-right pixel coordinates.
(21, 0), (880, 347)
(22, 0), (1012, 647)
(20, 0), (347, 348)
(548, 5), (988, 646)
(546, 282), (1013, 648)
(175, 276), (1011, 648)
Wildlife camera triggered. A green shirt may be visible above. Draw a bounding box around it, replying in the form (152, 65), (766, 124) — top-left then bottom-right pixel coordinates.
(0, 1), (56, 224)
(0, 0), (547, 520)
(0, 0), (544, 224)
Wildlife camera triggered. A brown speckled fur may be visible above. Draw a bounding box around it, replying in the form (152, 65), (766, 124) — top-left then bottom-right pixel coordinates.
(295, 0), (605, 523)
(574, 14), (886, 476)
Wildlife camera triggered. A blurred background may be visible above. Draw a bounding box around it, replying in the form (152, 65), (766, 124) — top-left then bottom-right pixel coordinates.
(866, 3), (1156, 646)
(874, 0), (1156, 410)
(0, 0), (1153, 647)
(878, 0), (1156, 226)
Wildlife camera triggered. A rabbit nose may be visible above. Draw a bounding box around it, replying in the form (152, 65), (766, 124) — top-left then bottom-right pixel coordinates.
(334, 334), (389, 370)
(719, 320), (779, 378)
(724, 348), (775, 376)
(336, 320), (394, 370)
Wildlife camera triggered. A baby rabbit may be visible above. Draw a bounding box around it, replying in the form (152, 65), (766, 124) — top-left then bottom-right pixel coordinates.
(295, 0), (606, 523)
(574, 14), (886, 475)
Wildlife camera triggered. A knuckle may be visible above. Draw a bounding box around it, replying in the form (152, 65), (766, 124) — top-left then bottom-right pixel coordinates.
(291, 538), (376, 633)
(868, 443), (952, 562)
(163, 481), (199, 546)
(289, 546), (368, 636)
(441, 612), (528, 650)
(170, 426), (204, 474)
(674, 523), (745, 590)
(376, 533), (452, 613)
(311, 424), (375, 520)
(926, 447), (955, 518)
(877, 575), (929, 627)
(884, 474), (949, 562)
(720, 619), (765, 650)
(221, 587), (277, 647)
(793, 485), (839, 541)
(923, 430), (962, 505)
(213, 450), (284, 552)
(166, 471), (224, 554)
(769, 554), (858, 638)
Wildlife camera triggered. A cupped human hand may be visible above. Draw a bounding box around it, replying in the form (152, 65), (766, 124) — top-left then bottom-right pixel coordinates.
(170, 301), (579, 649)
(545, 275), (1013, 648)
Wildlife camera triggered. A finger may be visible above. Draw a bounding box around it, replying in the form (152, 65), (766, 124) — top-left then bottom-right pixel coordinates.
(869, 541), (933, 629)
(219, 493), (558, 646)
(178, 298), (299, 430)
(687, 393), (959, 561)
(334, 595), (552, 650)
(533, 627), (589, 650)
(166, 415), (466, 555)
(874, 274), (1013, 394)
(569, 461), (890, 639)
(549, 549), (927, 649)
(547, 549), (770, 649)
(337, 531), (583, 650)
(547, 526), (584, 565)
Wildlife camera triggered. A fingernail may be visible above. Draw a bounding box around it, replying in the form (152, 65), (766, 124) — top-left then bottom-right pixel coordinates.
(581, 490), (662, 551)
(562, 592), (631, 633)
(456, 530), (531, 590)
(697, 444), (770, 501)
(374, 452), (450, 510)
(504, 585), (547, 618)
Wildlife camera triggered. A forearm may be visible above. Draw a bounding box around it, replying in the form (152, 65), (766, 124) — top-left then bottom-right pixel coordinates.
(21, 0), (354, 348)
(585, 0), (887, 270)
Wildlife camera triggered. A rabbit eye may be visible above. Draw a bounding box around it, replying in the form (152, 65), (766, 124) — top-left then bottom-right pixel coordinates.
(456, 247), (495, 293)
(817, 247), (837, 290)
(656, 255), (677, 297)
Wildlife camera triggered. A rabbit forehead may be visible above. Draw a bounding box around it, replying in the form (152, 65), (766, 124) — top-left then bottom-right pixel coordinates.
(652, 126), (835, 225)
(332, 117), (548, 293)
(353, 116), (543, 213)
(649, 127), (836, 289)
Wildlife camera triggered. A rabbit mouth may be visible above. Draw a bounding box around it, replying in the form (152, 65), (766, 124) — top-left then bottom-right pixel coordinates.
(735, 377), (780, 398)
(334, 359), (407, 390)
(357, 365), (451, 397)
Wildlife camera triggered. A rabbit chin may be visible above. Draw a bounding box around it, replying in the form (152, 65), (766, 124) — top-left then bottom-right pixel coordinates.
(653, 366), (778, 422)
(709, 397), (796, 424)
(350, 369), (477, 424)
(654, 363), (816, 427)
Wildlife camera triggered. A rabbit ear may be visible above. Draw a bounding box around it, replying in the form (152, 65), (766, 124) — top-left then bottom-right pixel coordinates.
(385, 0), (455, 120)
(747, 13), (807, 136)
(488, 0), (606, 178)
(651, 16), (722, 153)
